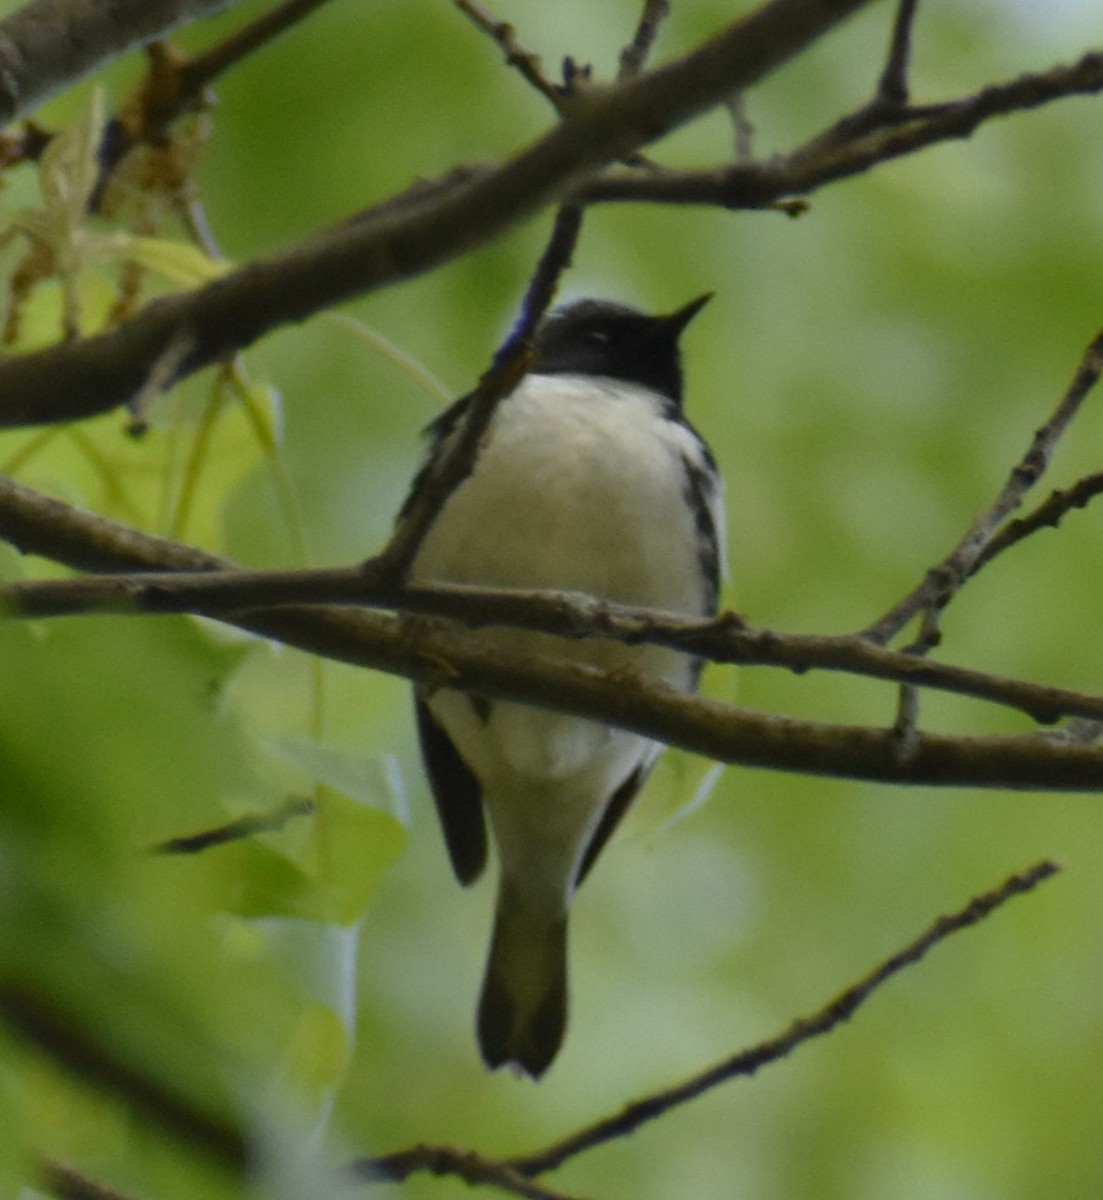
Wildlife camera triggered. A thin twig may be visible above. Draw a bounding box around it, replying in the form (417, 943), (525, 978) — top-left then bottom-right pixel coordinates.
(877, 0), (921, 105)
(453, 0), (564, 110)
(619, 0), (671, 80)
(183, 0), (338, 91)
(38, 1161), (141, 1200)
(110, 0), (339, 157)
(151, 796), (315, 855)
(358, 862), (1058, 1186)
(726, 92), (756, 161)
(863, 326), (1103, 645)
(779, 0), (921, 156)
(510, 862), (1060, 1177)
(123, 326), (196, 435)
(93, 1), (341, 197)
(889, 601), (943, 750)
(374, 203), (583, 580)
(583, 50), (1103, 209)
(972, 471), (1103, 571)
(353, 1146), (589, 1200)
(891, 681), (921, 761)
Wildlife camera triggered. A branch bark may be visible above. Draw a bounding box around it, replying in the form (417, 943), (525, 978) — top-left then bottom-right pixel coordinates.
(864, 324), (1103, 644)
(0, 0), (244, 123)
(1, 10), (1098, 433)
(0, 0), (876, 428)
(4, 474), (1103, 791)
(6, 553), (1103, 728)
(581, 50), (1103, 207)
(358, 861), (1059, 1188)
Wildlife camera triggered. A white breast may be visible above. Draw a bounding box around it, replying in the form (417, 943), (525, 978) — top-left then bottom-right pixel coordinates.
(414, 373), (715, 612)
(411, 373), (720, 785)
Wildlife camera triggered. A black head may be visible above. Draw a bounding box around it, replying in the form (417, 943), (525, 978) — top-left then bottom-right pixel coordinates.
(532, 294), (711, 406)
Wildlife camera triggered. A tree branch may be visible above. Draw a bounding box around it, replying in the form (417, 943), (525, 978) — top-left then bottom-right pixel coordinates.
(7, 549), (1103, 728)
(358, 861), (1059, 1186)
(0, 984), (246, 1174)
(5, 476), (1103, 790)
(618, 0), (671, 81)
(513, 861), (1058, 1177)
(876, 0), (920, 105)
(181, 0), (335, 89)
(102, 0), (340, 168)
(972, 470), (1103, 571)
(355, 1145), (588, 1200)
(150, 795), (314, 855)
(377, 203), (582, 579)
(0, 0), (244, 124)
(0, 0), (877, 428)
(453, 0), (564, 111)
(1, 11), (1096, 430)
(581, 50), (1103, 208)
(863, 324), (1103, 645)
(38, 1161), (142, 1200)
(0, 14), (1094, 432)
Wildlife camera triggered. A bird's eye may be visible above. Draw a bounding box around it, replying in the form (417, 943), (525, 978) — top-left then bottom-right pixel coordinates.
(585, 329), (610, 348)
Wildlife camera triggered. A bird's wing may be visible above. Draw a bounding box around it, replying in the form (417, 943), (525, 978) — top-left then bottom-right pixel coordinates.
(681, 442), (726, 609)
(414, 695), (488, 885)
(573, 759), (652, 889)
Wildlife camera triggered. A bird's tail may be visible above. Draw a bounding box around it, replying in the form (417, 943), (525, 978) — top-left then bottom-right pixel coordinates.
(477, 880), (569, 1079)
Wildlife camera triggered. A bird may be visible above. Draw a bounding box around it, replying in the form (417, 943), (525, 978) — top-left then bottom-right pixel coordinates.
(403, 294), (724, 1078)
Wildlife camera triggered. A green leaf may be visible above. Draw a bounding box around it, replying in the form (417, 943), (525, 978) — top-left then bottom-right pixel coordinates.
(208, 738), (409, 924)
(101, 232), (230, 288)
(0, 616), (309, 1181)
(308, 784), (408, 925)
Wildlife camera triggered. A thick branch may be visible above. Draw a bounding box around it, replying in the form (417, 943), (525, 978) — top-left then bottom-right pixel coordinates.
(5, 554), (1103, 728)
(0, 0), (243, 123)
(0, 0), (874, 428)
(5, 477), (1103, 790)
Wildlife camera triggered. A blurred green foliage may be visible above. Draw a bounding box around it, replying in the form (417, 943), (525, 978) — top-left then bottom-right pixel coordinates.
(1, 1), (1103, 1198)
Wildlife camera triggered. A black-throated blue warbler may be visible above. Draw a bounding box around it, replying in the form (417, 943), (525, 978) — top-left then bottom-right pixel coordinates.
(403, 295), (724, 1077)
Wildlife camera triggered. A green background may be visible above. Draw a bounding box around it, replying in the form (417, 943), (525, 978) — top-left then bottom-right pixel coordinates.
(1, 1), (1102, 1197)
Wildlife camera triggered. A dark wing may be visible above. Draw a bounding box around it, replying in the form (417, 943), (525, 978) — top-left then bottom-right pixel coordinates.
(406, 397), (488, 884)
(680, 442), (723, 615)
(574, 435), (721, 888)
(415, 696), (488, 885)
(573, 761), (651, 889)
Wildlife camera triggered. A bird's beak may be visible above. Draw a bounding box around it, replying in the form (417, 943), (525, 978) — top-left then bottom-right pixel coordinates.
(662, 292), (714, 337)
